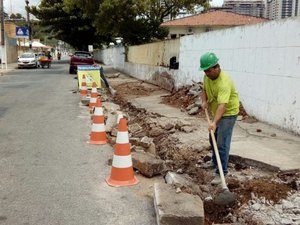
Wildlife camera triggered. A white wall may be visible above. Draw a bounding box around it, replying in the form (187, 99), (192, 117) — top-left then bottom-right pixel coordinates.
(167, 25), (232, 38)
(180, 17), (300, 134)
(94, 17), (300, 134)
(94, 46), (125, 69)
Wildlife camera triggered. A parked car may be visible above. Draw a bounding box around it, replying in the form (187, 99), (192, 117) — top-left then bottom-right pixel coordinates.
(17, 52), (38, 69)
(69, 51), (94, 74)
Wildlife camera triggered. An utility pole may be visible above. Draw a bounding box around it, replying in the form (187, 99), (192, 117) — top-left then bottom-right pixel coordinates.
(0, 0), (4, 46)
(0, 0), (6, 69)
(25, 0), (32, 49)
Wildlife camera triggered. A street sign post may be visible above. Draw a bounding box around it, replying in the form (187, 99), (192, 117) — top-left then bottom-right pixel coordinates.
(16, 27), (29, 38)
(77, 65), (101, 89)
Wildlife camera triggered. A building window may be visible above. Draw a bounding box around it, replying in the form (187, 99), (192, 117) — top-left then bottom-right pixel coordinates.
(170, 34), (177, 39)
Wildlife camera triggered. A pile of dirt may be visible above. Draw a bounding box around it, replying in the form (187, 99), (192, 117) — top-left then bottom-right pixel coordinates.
(161, 86), (198, 109)
(235, 179), (291, 204)
(115, 81), (159, 97)
(161, 84), (251, 119)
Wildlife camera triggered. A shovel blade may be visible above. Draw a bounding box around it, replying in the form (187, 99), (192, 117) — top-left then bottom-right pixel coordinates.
(109, 87), (117, 96)
(213, 190), (236, 206)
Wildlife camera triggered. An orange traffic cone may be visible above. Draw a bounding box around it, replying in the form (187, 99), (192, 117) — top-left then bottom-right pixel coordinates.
(106, 118), (139, 187)
(89, 82), (98, 109)
(87, 98), (107, 145)
(80, 75), (88, 96)
(117, 113), (123, 124)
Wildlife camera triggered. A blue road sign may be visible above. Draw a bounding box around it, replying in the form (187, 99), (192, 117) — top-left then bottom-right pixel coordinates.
(16, 27), (29, 38)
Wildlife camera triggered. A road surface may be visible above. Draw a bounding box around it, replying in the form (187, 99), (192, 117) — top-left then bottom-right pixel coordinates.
(0, 60), (156, 225)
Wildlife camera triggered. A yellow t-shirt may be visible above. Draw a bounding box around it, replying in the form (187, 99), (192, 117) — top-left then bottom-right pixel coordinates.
(203, 70), (239, 116)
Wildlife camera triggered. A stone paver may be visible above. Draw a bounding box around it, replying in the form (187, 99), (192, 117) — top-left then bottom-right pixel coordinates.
(153, 183), (204, 225)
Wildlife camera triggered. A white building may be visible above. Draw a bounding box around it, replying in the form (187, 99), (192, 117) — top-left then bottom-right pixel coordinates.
(223, 0), (265, 17)
(265, 0), (299, 19)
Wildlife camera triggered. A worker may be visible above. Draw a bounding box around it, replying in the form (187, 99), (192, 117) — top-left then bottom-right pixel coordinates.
(46, 51), (52, 60)
(93, 64), (116, 95)
(199, 52), (239, 185)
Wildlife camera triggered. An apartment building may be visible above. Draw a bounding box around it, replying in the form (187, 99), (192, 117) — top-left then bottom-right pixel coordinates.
(222, 0), (299, 19)
(265, 0), (300, 19)
(223, 0), (265, 17)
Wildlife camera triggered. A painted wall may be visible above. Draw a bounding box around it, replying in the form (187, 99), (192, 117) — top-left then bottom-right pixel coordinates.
(167, 25), (232, 38)
(0, 22), (18, 63)
(128, 39), (180, 66)
(94, 47), (113, 65)
(94, 46), (125, 68)
(94, 17), (300, 134)
(179, 17), (300, 134)
(6, 36), (18, 63)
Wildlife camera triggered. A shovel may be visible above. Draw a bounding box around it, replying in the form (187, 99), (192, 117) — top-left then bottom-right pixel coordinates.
(204, 108), (236, 206)
(100, 77), (117, 96)
(108, 86), (117, 96)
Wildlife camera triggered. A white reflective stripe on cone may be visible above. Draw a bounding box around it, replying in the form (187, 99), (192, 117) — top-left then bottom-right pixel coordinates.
(117, 114), (123, 124)
(91, 87), (97, 92)
(90, 98), (97, 103)
(112, 155), (132, 168)
(92, 123), (105, 132)
(94, 107), (103, 115)
(81, 86), (87, 90)
(116, 131), (129, 144)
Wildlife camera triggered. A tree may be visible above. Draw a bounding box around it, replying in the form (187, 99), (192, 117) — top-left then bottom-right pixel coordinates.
(145, 0), (210, 21)
(11, 13), (25, 20)
(29, 0), (209, 47)
(29, 0), (106, 50)
(66, 0), (209, 45)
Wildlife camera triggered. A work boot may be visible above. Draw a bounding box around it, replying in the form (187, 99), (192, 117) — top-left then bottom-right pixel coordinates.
(211, 174), (222, 185)
(201, 160), (215, 169)
(211, 173), (229, 185)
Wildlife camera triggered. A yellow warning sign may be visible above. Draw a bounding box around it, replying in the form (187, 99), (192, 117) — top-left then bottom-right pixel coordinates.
(77, 65), (101, 89)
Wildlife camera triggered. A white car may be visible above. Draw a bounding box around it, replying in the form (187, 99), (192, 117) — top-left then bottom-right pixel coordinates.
(17, 52), (38, 69)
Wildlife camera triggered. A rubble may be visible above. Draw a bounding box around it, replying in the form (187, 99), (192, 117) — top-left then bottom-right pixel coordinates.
(153, 183), (205, 225)
(98, 76), (300, 225)
(132, 152), (165, 178)
(241, 192), (300, 225)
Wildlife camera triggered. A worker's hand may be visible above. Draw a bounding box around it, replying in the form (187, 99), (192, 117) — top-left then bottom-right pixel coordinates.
(201, 100), (208, 109)
(208, 121), (217, 133)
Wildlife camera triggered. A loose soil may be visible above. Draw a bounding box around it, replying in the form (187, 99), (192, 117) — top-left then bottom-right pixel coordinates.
(106, 76), (298, 225)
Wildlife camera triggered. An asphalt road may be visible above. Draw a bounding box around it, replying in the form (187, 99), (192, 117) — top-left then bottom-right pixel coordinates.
(0, 60), (156, 225)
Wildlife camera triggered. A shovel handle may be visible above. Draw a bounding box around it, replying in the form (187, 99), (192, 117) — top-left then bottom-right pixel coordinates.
(204, 109), (228, 190)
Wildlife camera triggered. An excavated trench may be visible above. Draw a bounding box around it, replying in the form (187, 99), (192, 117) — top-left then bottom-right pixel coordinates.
(101, 76), (300, 225)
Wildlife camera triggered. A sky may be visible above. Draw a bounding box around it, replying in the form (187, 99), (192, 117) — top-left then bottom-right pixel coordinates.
(3, 0), (40, 16)
(5, 0), (224, 16)
(4, 0), (41, 16)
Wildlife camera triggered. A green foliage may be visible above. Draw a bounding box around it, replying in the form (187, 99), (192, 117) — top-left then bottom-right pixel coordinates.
(29, 0), (103, 50)
(10, 13), (25, 20)
(29, 0), (209, 48)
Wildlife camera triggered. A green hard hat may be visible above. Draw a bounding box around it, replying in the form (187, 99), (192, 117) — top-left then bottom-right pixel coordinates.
(199, 52), (219, 71)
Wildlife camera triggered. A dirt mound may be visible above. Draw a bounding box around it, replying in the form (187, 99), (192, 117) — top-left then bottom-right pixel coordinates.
(161, 86), (197, 109)
(236, 179), (291, 204)
(115, 81), (158, 97)
(161, 84), (251, 120)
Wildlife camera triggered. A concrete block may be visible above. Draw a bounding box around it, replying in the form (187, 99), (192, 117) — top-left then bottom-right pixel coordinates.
(132, 152), (165, 178)
(153, 183), (204, 225)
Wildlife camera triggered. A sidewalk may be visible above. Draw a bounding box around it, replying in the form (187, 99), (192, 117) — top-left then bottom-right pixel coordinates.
(0, 63), (17, 75)
(231, 121), (300, 171)
(107, 67), (300, 173)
